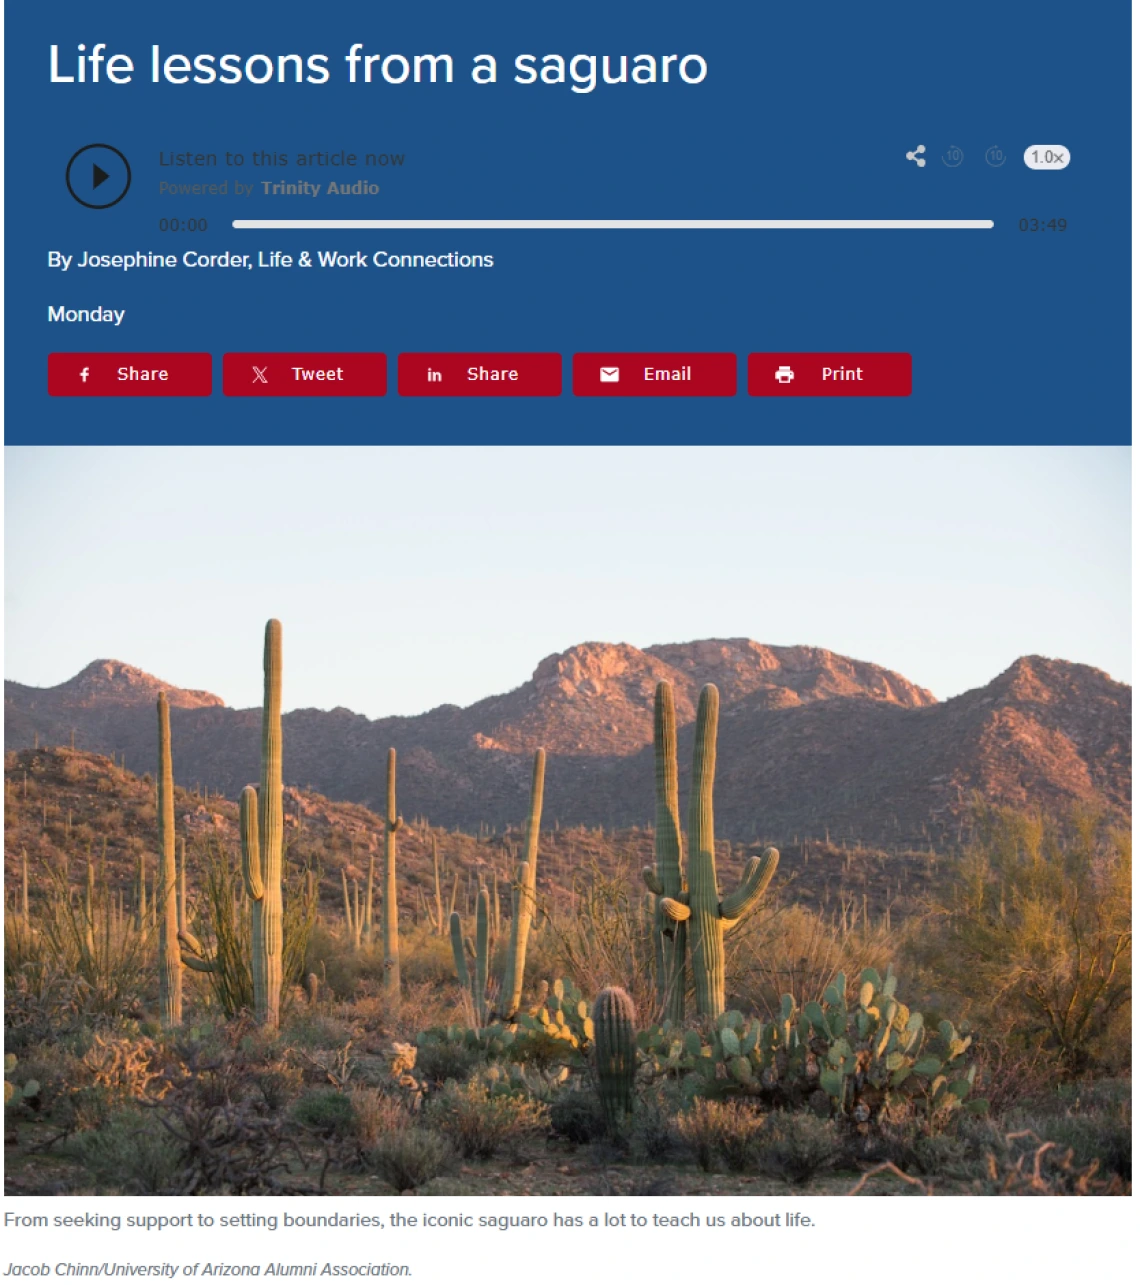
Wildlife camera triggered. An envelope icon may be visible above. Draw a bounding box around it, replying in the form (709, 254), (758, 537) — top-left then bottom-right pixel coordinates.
(600, 366), (620, 383)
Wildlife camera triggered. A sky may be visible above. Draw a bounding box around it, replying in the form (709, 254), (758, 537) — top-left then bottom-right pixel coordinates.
(3, 445), (1130, 716)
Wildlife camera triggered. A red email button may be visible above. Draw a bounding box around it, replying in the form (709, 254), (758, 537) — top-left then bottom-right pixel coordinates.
(573, 353), (736, 396)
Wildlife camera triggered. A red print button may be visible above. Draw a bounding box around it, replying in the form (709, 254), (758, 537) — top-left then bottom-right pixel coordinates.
(748, 353), (911, 396)
(573, 353), (736, 396)
(223, 353), (387, 396)
(48, 353), (211, 396)
(399, 353), (561, 396)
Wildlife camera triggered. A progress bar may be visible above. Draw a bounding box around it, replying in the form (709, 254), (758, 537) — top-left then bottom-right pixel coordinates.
(232, 219), (995, 230)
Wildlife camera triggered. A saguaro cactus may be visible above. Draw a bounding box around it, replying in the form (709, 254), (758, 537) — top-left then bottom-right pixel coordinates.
(500, 749), (546, 1018)
(239, 619), (285, 1029)
(661, 685), (780, 1018)
(156, 693), (183, 1028)
(383, 749), (402, 1003)
(135, 854), (148, 932)
(341, 868), (364, 949)
(432, 837), (444, 934)
(641, 682), (687, 1022)
(449, 886), (491, 1025)
(593, 986), (637, 1126)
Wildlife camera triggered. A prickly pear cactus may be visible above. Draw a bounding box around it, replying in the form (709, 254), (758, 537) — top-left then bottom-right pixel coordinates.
(4, 1055), (40, 1110)
(593, 987), (638, 1127)
(638, 966), (984, 1122)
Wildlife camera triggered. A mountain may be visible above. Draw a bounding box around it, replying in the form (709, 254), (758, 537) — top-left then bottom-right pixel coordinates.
(4, 642), (1129, 848)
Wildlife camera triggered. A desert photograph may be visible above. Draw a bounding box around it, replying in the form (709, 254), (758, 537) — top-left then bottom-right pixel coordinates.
(3, 445), (1130, 1197)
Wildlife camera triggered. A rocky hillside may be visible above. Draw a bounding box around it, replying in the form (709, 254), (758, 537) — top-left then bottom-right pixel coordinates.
(4, 640), (1129, 848)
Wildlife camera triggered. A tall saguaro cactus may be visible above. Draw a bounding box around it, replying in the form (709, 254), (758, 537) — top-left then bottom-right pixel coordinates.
(156, 693), (183, 1028)
(383, 748), (402, 1003)
(661, 685), (780, 1018)
(501, 748), (546, 1018)
(641, 683), (687, 1022)
(241, 619), (285, 1029)
(450, 886), (491, 1025)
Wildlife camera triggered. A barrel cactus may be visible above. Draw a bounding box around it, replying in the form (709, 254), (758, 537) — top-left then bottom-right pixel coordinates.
(593, 987), (638, 1127)
(500, 749), (545, 1018)
(641, 682), (687, 1023)
(660, 685), (779, 1017)
(156, 692), (182, 1028)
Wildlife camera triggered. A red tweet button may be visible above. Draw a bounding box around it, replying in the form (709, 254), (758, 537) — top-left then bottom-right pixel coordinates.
(223, 353), (387, 396)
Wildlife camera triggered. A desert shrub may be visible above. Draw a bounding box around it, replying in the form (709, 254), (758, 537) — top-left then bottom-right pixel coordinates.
(425, 1078), (549, 1159)
(630, 1089), (684, 1162)
(5, 864), (155, 1026)
(676, 1099), (764, 1173)
(281, 1010), (358, 1052)
(970, 1125), (1130, 1195)
(538, 860), (656, 1022)
(347, 1089), (411, 1149)
(413, 1030), (490, 1086)
(187, 841), (319, 1019)
(254, 1062), (304, 1112)
(292, 1088), (357, 1138)
(304, 920), (368, 999)
(81, 1033), (179, 1102)
(733, 901), (897, 1017)
(920, 805), (1131, 1077)
(148, 1069), (308, 1194)
(549, 1088), (608, 1144)
(69, 1109), (183, 1194)
(398, 926), (457, 987)
(913, 1128), (988, 1181)
(363, 1128), (454, 1191)
(1005, 1101), (1131, 1181)
(752, 1112), (842, 1183)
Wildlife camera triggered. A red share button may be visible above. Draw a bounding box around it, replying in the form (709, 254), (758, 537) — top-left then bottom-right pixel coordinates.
(223, 353), (387, 396)
(748, 353), (911, 396)
(48, 353), (211, 396)
(574, 352), (736, 396)
(398, 353), (561, 396)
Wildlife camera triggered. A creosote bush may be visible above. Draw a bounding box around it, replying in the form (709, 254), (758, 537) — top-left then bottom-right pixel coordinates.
(291, 1088), (357, 1139)
(424, 1077), (549, 1160)
(752, 1112), (842, 1183)
(549, 1088), (608, 1144)
(675, 1099), (766, 1173)
(364, 1129), (454, 1192)
(68, 1109), (183, 1194)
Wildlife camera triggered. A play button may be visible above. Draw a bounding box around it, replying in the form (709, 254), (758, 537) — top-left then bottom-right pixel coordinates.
(66, 144), (131, 209)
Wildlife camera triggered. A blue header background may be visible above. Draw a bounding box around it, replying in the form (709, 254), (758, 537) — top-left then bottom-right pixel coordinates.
(4, 1), (1130, 444)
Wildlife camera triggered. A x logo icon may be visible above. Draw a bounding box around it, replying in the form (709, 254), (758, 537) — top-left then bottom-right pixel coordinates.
(252, 366), (269, 385)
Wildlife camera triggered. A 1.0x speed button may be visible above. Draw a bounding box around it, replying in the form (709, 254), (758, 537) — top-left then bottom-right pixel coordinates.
(1024, 145), (1070, 169)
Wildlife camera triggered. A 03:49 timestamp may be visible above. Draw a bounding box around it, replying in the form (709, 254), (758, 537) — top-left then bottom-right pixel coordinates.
(158, 218), (209, 232)
(1018, 218), (1067, 231)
